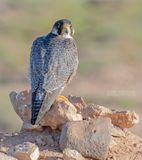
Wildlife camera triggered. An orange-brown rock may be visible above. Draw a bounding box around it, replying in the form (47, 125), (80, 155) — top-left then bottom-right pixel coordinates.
(82, 104), (139, 129)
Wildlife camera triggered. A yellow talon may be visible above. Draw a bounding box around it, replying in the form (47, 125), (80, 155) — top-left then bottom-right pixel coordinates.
(57, 95), (68, 101)
(57, 95), (71, 105)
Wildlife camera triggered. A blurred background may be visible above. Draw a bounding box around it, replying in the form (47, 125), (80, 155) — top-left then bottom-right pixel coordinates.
(0, 0), (142, 136)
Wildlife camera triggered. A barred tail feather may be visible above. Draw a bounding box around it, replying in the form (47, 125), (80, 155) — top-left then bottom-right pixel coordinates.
(35, 87), (63, 124)
(31, 91), (45, 125)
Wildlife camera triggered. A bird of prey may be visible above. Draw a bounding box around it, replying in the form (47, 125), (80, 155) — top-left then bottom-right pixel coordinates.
(30, 19), (78, 125)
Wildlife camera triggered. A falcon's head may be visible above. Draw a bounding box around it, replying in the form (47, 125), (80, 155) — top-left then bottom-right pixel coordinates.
(51, 19), (75, 38)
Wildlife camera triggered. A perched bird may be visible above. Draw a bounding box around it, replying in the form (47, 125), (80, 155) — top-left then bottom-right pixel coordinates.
(30, 19), (78, 125)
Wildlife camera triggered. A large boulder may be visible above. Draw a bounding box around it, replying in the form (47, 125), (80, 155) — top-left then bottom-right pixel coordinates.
(60, 118), (112, 160)
(9, 91), (82, 130)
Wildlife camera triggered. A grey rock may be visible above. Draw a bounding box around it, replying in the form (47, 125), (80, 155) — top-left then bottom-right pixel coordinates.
(36, 134), (54, 147)
(60, 118), (112, 160)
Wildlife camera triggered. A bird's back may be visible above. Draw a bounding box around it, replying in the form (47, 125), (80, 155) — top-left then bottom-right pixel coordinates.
(30, 33), (78, 125)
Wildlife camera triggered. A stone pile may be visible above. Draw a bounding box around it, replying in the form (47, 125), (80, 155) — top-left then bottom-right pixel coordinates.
(0, 90), (141, 160)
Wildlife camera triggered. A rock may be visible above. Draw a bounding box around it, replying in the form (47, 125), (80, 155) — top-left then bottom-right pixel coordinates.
(10, 91), (43, 132)
(81, 104), (139, 128)
(0, 129), (141, 160)
(8, 89), (142, 159)
(9, 90), (31, 123)
(9, 142), (39, 160)
(109, 127), (126, 149)
(108, 110), (139, 129)
(21, 122), (43, 132)
(36, 134), (54, 147)
(10, 90), (139, 129)
(0, 145), (8, 153)
(0, 152), (17, 160)
(81, 104), (110, 119)
(111, 126), (126, 137)
(10, 90), (82, 130)
(68, 95), (87, 112)
(60, 118), (112, 160)
(40, 99), (82, 129)
(63, 148), (85, 160)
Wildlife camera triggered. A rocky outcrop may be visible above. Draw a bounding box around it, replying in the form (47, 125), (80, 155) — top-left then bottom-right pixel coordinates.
(0, 90), (140, 160)
(9, 91), (139, 131)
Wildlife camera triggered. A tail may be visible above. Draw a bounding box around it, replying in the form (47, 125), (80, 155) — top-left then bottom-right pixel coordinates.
(31, 90), (45, 125)
(35, 87), (63, 124)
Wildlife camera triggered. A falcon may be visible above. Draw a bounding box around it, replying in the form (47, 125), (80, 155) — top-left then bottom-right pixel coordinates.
(30, 19), (78, 125)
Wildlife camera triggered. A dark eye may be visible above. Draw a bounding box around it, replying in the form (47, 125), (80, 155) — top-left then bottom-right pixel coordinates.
(57, 23), (60, 29)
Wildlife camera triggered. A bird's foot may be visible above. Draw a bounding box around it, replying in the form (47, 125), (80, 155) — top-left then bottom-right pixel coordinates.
(57, 95), (71, 105)
(57, 95), (68, 102)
